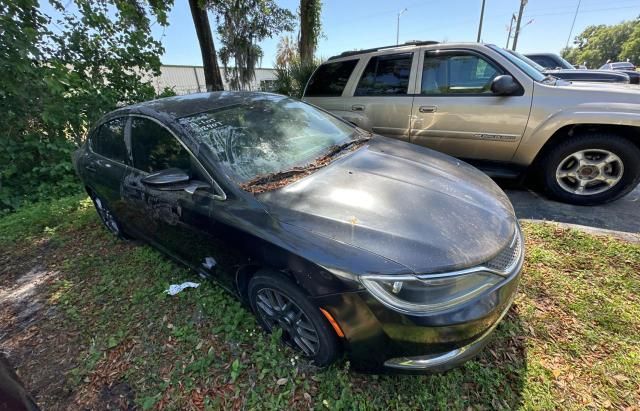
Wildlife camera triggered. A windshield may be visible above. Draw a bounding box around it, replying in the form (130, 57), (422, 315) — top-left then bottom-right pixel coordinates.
(488, 45), (547, 82)
(613, 62), (635, 70)
(556, 55), (575, 70)
(178, 95), (356, 183)
(506, 50), (546, 72)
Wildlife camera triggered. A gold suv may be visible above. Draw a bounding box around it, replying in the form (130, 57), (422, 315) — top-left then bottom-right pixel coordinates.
(303, 41), (640, 205)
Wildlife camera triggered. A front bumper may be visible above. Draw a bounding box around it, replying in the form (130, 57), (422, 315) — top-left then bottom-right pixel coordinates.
(313, 230), (524, 373)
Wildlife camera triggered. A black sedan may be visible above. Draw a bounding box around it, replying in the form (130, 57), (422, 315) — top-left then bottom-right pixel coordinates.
(73, 92), (524, 372)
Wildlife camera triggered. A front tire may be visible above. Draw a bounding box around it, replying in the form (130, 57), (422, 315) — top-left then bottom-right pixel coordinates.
(539, 133), (640, 205)
(248, 271), (340, 367)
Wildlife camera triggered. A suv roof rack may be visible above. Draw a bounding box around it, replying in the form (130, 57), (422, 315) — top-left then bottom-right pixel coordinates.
(327, 40), (439, 60)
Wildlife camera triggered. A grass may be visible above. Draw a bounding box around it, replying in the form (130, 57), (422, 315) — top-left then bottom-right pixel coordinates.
(1, 195), (639, 410)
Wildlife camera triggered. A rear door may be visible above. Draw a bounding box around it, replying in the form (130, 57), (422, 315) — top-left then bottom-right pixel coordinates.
(340, 52), (418, 142)
(303, 58), (359, 113)
(85, 117), (130, 217)
(410, 49), (532, 162)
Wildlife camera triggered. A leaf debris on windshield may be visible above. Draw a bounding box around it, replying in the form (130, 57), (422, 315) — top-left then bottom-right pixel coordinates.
(240, 137), (370, 194)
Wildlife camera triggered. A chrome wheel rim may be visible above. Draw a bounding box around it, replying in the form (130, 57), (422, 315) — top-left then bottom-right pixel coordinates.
(94, 197), (120, 235)
(555, 149), (624, 196)
(255, 288), (320, 357)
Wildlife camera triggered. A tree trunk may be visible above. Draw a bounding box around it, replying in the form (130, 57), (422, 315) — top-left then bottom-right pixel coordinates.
(189, 0), (224, 91)
(298, 0), (318, 64)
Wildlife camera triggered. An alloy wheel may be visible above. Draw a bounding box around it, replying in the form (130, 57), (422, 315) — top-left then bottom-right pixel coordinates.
(555, 149), (624, 196)
(254, 288), (320, 357)
(94, 197), (121, 236)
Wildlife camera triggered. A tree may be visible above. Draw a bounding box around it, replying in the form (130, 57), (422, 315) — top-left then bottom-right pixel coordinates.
(276, 35), (297, 67)
(562, 17), (640, 68)
(0, 0), (171, 212)
(273, 36), (319, 98)
(298, 0), (321, 64)
(207, 0), (295, 90)
(189, 0), (224, 91)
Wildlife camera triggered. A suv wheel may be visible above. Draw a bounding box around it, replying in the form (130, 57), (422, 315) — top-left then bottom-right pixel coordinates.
(248, 271), (340, 367)
(540, 133), (640, 205)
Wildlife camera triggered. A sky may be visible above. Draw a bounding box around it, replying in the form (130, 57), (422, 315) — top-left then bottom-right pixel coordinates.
(47, 0), (640, 67)
(156, 0), (640, 67)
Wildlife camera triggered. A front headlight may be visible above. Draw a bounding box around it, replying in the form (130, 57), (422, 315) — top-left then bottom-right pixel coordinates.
(360, 272), (503, 315)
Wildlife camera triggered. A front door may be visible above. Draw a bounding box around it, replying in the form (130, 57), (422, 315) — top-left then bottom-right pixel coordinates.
(341, 52), (417, 142)
(120, 116), (231, 287)
(410, 49), (533, 162)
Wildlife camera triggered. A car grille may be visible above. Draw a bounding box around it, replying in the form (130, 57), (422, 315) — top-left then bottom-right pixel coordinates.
(485, 228), (522, 274)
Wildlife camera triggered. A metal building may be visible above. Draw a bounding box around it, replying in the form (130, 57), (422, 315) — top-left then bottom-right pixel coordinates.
(152, 65), (277, 95)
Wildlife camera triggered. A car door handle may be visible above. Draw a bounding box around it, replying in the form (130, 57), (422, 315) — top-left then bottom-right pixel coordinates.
(351, 104), (365, 112)
(418, 105), (437, 113)
(85, 164), (97, 172)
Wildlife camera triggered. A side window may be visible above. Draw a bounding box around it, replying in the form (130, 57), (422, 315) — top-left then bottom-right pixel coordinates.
(90, 118), (127, 163)
(304, 59), (358, 97)
(355, 53), (412, 96)
(130, 117), (192, 174)
(421, 53), (501, 95)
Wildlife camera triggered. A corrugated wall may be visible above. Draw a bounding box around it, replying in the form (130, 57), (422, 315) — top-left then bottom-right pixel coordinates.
(154, 66), (277, 95)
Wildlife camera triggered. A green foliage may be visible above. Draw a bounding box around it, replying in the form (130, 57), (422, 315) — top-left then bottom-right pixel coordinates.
(0, 0), (172, 213)
(208, 0), (295, 90)
(562, 17), (640, 68)
(274, 58), (320, 98)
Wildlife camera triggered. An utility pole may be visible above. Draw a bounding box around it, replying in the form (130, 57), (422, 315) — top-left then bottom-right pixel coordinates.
(506, 13), (516, 49)
(565, 0), (581, 49)
(477, 0), (486, 42)
(511, 0), (527, 51)
(396, 8), (407, 45)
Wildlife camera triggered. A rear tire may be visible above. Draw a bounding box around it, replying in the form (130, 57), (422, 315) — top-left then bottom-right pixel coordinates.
(89, 193), (130, 239)
(248, 271), (340, 367)
(539, 133), (640, 205)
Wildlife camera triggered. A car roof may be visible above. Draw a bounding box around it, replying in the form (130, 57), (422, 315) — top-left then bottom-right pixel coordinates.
(114, 91), (281, 120)
(324, 41), (494, 62)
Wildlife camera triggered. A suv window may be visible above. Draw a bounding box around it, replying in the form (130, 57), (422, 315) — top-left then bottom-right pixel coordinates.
(355, 53), (412, 96)
(421, 52), (501, 95)
(304, 59), (358, 97)
(90, 118), (127, 163)
(130, 117), (192, 173)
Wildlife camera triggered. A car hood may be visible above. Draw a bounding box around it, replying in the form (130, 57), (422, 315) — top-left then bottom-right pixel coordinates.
(256, 137), (517, 274)
(556, 80), (640, 94)
(547, 68), (627, 76)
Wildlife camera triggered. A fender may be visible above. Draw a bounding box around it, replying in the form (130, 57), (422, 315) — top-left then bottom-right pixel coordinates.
(512, 102), (640, 165)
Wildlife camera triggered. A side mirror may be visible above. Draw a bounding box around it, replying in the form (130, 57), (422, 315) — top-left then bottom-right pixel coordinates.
(490, 75), (521, 96)
(141, 168), (211, 194)
(141, 168), (190, 187)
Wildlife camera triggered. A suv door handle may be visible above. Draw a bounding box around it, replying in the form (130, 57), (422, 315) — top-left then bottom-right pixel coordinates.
(419, 105), (437, 113)
(85, 164), (97, 173)
(351, 104), (365, 112)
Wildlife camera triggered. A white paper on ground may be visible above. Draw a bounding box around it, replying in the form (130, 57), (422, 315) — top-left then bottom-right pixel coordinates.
(164, 282), (200, 296)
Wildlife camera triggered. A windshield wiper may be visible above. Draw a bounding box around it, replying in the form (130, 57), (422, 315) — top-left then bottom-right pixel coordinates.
(324, 136), (371, 158)
(240, 136), (371, 194)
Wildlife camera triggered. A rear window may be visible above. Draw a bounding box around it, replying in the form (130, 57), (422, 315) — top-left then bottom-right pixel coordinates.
(90, 117), (127, 163)
(355, 53), (412, 96)
(304, 59), (358, 97)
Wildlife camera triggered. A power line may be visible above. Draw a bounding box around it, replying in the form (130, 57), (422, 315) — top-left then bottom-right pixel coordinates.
(565, 0), (582, 49)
